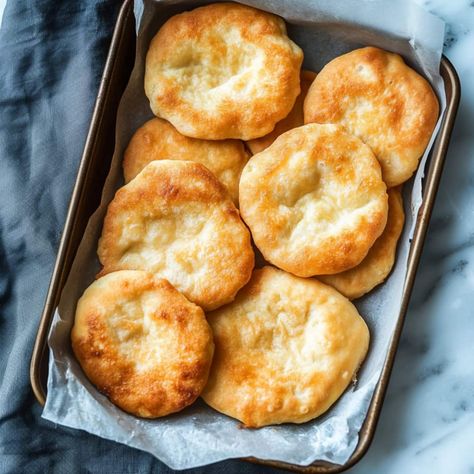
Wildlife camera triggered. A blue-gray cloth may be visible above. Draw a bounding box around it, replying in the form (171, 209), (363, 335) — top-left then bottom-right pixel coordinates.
(0, 1), (284, 472)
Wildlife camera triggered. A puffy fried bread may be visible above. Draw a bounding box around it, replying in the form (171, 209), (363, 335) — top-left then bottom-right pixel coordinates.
(98, 160), (254, 310)
(71, 270), (214, 418)
(145, 2), (303, 140)
(202, 266), (370, 427)
(239, 123), (388, 276)
(304, 47), (439, 187)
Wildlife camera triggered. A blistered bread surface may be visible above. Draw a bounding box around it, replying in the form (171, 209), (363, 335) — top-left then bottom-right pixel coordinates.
(71, 271), (214, 418)
(202, 266), (370, 427)
(144, 2), (303, 140)
(239, 123), (388, 276)
(320, 187), (405, 299)
(98, 160), (254, 310)
(304, 47), (439, 187)
(123, 118), (249, 204)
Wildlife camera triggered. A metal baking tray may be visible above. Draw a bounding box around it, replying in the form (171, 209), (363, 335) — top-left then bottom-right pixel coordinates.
(30, 0), (460, 471)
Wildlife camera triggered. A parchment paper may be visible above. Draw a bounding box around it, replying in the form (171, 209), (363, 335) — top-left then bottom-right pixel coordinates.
(42, 0), (446, 468)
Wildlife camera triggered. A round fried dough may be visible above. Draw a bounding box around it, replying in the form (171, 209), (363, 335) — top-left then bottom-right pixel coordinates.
(239, 123), (388, 276)
(71, 270), (214, 418)
(320, 187), (405, 299)
(202, 266), (370, 427)
(123, 118), (249, 204)
(98, 161), (254, 310)
(144, 2), (303, 140)
(304, 47), (439, 187)
(246, 70), (317, 154)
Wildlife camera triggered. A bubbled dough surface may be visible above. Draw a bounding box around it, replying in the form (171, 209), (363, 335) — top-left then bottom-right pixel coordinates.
(246, 70), (317, 154)
(144, 2), (303, 140)
(202, 266), (370, 427)
(123, 118), (249, 204)
(320, 187), (405, 299)
(239, 123), (388, 277)
(98, 161), (254, 310)
(304, 47), (439, 187)
(71, 271), (214, 418)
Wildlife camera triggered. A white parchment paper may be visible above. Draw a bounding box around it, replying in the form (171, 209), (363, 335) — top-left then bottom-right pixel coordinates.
(42, 0), (446, 469)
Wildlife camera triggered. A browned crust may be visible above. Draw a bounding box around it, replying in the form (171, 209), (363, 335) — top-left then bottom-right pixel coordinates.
(145, 2), (303, 140)
(304, 47), (439, 187)
(202, 266), (370, 427)
(123, 118), (249, 204)
(246, 70), (317, 154)
(71, 271), (214, 418)
(98, 160), (255, 310)
(239, 124), (388, 276)
(319, 187), (405, 299)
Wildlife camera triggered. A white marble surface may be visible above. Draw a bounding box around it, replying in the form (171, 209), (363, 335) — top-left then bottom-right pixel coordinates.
(348, 1), (474, 472)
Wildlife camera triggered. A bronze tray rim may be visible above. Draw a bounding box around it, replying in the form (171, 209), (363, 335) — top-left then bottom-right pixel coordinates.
(30, 1), (461, 472)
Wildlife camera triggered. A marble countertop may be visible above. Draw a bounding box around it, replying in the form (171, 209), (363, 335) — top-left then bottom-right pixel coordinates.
(348, 0), (474, 472)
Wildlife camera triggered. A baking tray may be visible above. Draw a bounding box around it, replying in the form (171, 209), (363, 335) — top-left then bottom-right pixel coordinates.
(30, 0), (460, 472)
